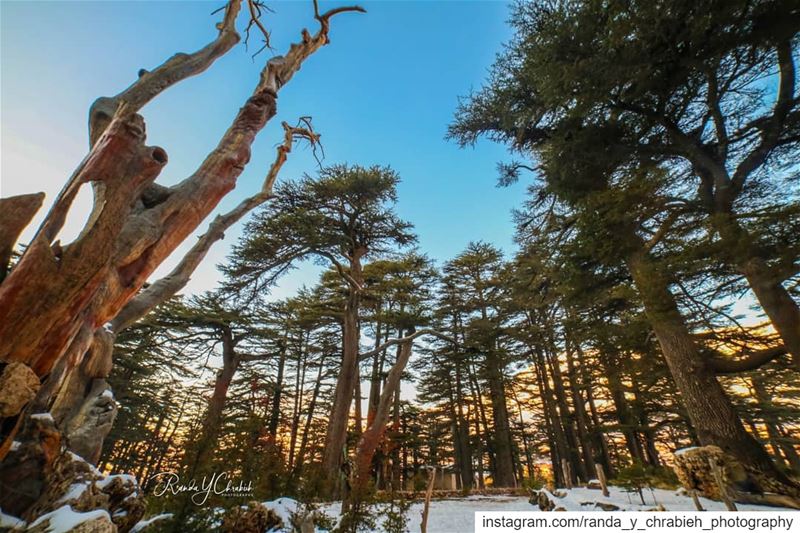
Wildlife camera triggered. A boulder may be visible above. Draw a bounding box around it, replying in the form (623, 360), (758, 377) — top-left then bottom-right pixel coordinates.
(530, 490), (556, 511)
(0, 362), (40, 417)
(586, 479), (603, 490)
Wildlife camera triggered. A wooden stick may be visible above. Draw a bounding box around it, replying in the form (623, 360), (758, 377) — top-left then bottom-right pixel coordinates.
(709, 458), (737, 511)
(690, 489), (705, 511)
(561, 459), (573, 489)
(420, 466), (436, 533)
(595, 463), (609, 497)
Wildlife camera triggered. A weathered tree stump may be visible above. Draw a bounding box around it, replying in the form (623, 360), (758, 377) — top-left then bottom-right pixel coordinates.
(220, 501), (281, 533)
(673, 445), (800, 509)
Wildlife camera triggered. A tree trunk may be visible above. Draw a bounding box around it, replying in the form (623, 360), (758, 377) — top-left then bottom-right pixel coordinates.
(367, 317), (383, 427)
(713, 212), (800, 368)
(0, 193), (45, 282)
(292, 354), (326, 480)
(486, 351), (516, 487)
(565, 341), (596, 477)
(185, 327), (239, 480)
(601, 352), (646, 465)
(453, 361), (474, 489)
(267, 338), (288, 438)
(350, 337), (414, 506)
(546, 344), (587, 483)
(321, 258), (363, 496)
(753, 376), (800, 473)
(626, 246), (798, 493)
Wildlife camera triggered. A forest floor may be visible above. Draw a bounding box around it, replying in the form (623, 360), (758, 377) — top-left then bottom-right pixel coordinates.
(263, 486), (784, 533)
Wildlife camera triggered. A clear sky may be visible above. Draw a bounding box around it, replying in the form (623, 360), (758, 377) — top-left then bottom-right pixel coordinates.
(1, 0), (526, 299)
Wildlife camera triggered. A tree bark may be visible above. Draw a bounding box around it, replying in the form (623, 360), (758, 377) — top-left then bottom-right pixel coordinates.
(0, 1), (361, 469)
(485, 350), (516, 487)
(708, 196), (800, 369)
(350, 337), (414, 505)
(0, 193), (45, 282)
(565, 341), (596, 478)
(626, 245), (798, 494)
(321, 257), (363, 496)
(268, 338), (288, 438)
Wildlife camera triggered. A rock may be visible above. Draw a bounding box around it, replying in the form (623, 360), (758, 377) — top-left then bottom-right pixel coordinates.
(25, 448), (143, 532)
(96, 475), (145, 533)
(593, 502), (619, 511)
(531, 490), (556, 511)
(25, 506), (116, 533)
(0, 413), (62, 516)
(586, 480), (603, 490)
(220, 501), (281, 533)
(0, 362), (40, 417)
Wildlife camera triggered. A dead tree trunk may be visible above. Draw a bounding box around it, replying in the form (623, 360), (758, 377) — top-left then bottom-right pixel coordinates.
(0, 0), (363, 516)
(0, 193), (45, 282)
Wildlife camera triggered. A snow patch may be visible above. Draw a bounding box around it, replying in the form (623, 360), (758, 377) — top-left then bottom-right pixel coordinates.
(674, 447), (699, 456)
(30, 413), (54, 422)
(0, 509), (25, 529)
(101, 389), (114, 400)
(66, 451), (102, 476)
(57, 482), (90, 503)
(29, 505), (110, 533)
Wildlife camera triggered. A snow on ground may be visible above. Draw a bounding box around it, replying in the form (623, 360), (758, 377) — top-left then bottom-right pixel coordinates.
(281, 486), (789, 533)
(539, 486), (783, 512)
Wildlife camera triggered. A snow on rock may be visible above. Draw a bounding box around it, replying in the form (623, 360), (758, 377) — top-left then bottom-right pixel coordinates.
(30, 412), (55, 422)
(27, 505), (113, 533)
(56, 482), (91, 504)
(130, 513), (173, 532)
(673, 446), (699, 456)
(536, 485), (782, 513)
(261, 497), (300, 527)
(95, 473), (137, 490)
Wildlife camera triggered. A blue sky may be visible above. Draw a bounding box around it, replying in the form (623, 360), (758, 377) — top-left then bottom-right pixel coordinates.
(1, 0), (524, 298)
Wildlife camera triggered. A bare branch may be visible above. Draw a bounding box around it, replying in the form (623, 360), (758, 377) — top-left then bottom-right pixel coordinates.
(359, 329), (456, 362)
(244, 0), (274, 57)
(0, 193), (45, 281)
(89, 0), (243, 145)
(111, 119), (320, 332)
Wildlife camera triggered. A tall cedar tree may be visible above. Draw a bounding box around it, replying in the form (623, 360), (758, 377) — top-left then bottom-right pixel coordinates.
(224, 164), (415, 496)
(449, 0), (800, 496)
